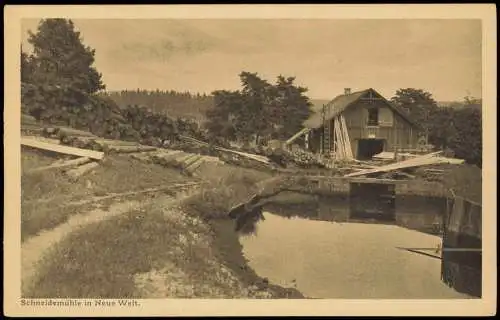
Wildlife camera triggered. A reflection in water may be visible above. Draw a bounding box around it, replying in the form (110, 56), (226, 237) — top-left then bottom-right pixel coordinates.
(239, 212), (470, 299)
(235, 205), (265, 235)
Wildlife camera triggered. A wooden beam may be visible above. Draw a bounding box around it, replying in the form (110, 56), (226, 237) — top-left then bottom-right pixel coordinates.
(285, 127), (310, 145)
(21, 137), (104, 160)
(343, 151), (444, 178)
(340, 115), (354, 159)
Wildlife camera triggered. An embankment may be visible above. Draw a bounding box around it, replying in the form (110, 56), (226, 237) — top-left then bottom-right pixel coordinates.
(22, 149), (304, 298)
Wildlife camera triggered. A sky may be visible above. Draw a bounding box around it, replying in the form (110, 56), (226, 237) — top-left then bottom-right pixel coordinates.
(21, 19), (482, 101)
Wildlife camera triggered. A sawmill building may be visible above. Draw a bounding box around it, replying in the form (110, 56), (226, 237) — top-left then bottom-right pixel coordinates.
(289, 88), (421, 160)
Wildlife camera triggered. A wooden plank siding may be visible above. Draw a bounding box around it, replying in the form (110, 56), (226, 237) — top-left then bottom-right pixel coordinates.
(342, 100), (417, 153)
(309, 100), (419, 157)
(303, 89), (420, 158)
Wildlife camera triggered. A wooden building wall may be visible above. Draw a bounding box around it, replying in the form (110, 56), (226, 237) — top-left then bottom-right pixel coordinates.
(310, 100), (419, 158)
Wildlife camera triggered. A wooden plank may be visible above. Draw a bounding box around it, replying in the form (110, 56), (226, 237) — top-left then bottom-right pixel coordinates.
(21, 137), (104, 160)
(27, 157), (92, 173)
(179, 134), (271, 165)
(339, 115), (349, 158)
(343, 151), (444, 178)
(334, 116), (345, 159)
(215, 147), (270, 164)
(285, 127), (310, 145)
(340, 115), (354, 159)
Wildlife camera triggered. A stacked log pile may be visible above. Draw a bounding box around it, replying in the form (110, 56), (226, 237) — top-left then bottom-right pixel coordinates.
(22, 82), (209, 150)
(129, 149), (224, 178)
(264, 147), (325, 169)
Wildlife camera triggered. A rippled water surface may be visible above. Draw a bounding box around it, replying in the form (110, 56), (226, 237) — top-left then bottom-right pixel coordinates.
(240, 212), (470, 299)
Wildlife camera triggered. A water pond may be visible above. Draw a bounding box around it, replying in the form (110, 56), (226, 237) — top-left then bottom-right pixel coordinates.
(239, 211), (471, 299)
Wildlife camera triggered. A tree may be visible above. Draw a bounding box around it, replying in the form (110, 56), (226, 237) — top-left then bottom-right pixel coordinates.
(27, 19), (105, 94)
(205, 90), (242, 142)
(22, 19), (106, 124)
(238, 71), (274, 144)
(205, 71), (313, 145)
(21, 47), (34, 83)
(390, 88), (439, 143)
(428, 106), (457, 150)
(271, 75), (312, 140)
(449, 103), (482, 167)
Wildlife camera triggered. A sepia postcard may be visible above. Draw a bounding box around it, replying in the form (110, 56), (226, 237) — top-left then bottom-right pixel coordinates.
(4, 4), (497, 317)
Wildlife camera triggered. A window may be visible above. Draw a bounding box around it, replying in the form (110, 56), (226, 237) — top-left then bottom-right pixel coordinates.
(367, 108), (379, 126)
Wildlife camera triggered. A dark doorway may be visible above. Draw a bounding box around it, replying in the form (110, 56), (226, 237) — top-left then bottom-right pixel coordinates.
(357, 139), (385, 160)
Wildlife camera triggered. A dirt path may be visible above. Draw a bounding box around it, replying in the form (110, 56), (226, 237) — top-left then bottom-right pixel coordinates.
(21, 200), (143, 295)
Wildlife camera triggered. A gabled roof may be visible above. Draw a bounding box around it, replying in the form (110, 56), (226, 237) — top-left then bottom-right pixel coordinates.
(303, 88), (419, 129)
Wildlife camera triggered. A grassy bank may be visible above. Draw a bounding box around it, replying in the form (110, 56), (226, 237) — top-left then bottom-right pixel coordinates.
(23, 151), (304, 298)
(181, 164), (272, 219)
(26, 196), (199, 298)
(179, 164), (305, 297)
(21, 149), (190, 241)
(26, 191), (303, 298)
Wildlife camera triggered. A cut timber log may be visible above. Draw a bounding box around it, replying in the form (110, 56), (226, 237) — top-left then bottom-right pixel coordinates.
(64, 136), (139, 147)
(56, 127), (97, 137)
(43, 126), (97, 138)
(105, 145), (157, 154)
(185, 157), (205, 174)
(182, 154), (202, 169)
(27, 157), (92, 173)
(174, 153), (197, 167)
(21, 137), (104, 160)
(130, 151), (160, 162)
(151, 151), (186, 166)
(343, 151), (444, 178)
(179, 134), (272, 166)
(65, 161), (100, 179)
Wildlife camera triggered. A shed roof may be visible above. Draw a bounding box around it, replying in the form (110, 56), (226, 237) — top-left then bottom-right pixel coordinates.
(303, 88), (419, 129)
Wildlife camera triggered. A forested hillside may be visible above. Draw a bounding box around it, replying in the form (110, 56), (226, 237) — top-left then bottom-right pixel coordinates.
(101, 90), (214, 122)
